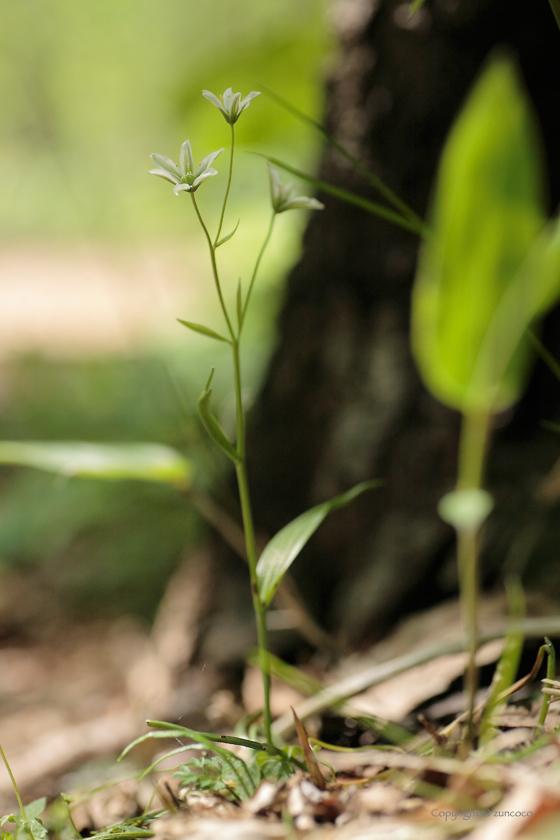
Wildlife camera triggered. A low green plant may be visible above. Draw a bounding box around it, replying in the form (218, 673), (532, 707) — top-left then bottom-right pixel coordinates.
(2, 44), (560, 810)
(0, 741), (47, 840)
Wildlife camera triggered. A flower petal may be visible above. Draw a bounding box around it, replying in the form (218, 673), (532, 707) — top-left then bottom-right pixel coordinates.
(280, 196), (325, 212)
(148, 168), (180, 185)
(267, 164), (285, 210)
(192, 168), (218, 189)
(180, 140), (194, 176)
(195, 148), (224, 177)
(240, 91), (261, 110)
(173, 182), (193, 195)
(150, 153), (180, 179)
(202, 90), (226, 113)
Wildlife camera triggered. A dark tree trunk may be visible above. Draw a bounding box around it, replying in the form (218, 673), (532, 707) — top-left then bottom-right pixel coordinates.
(247, 0), (560, 646)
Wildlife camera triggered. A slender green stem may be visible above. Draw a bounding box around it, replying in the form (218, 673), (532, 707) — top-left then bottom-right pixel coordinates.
(526, 328), (560, 383)
(537, 637), (556, 733)
(241, 213), (275, 331)
(231, 341), (272, 744)
(214, 124), (235, 247)
(456, 410), (491, 743)
(0, 739), (25, 818)
(190, 144), (273, 744)
(190, 192), (235, 340)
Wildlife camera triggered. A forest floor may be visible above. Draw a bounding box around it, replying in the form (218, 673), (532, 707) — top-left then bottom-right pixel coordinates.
(3, 552), (560, 840)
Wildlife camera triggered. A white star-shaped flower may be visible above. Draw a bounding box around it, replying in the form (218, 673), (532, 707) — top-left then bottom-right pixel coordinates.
(202, 87), (261, 125)
(268, 165), (325, 213)
(149, 140), (224, 194)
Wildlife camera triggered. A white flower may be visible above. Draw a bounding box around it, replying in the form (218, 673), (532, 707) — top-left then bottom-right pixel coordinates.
(149, 140), (224, 194)
(268, 165), (325, 214)
(202, 87), (260, 125)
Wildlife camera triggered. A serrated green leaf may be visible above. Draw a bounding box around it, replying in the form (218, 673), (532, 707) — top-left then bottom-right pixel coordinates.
(0, 442), (192, 490)
(177, 319), (230, 343)
(257, 480), (380, 607)
(197, 372), (240, 463)
(216, 219), (240, 248)
(412, 55), (546, 413)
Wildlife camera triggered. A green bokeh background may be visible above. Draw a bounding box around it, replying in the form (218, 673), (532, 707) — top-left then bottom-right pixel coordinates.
(0, 0), (333, 621)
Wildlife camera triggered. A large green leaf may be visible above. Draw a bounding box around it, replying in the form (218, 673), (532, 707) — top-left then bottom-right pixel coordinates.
(0, 441), (192, 489)
(466, 216), (560, 407)
(411, 56), (546, 413)
(256, 480), (379, 608)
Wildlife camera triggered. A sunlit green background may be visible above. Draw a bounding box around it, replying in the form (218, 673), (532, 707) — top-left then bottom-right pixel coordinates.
(0, 0), (333, 619)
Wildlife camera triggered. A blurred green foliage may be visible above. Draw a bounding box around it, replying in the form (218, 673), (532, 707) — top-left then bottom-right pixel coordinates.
(0, 0), (333, 239)
(0, 1), (332, 620)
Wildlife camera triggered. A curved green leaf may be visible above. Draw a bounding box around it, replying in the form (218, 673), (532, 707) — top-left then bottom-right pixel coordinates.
(216, 219), (240, 248)
(257, 480), (380, 608)
(177, 319), (230, 343)
(197, 371), (240, 463)
(412, 55), (546, 413)
(0, 441), (191, 489)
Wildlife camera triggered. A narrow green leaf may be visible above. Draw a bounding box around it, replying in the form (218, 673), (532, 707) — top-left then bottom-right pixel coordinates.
(412, 55), (546, 413)
(260, 154), (428, 237)
(177, 319), (230, 343)
(549, 0), (560, 30)
(527, 329), (560, 383)
(145, 720), (266, 752)
(261, 89), (423, 228)
(0, 441), (192, 489)
(138, 745), (207, 781)
(479, 577), (525, 744)
(541, 419), (560, 434)
(197, 371), (240, 463)
(409, 0), (427, 13)
(257, 480), (380, 608)
(216, 220), (240, 248)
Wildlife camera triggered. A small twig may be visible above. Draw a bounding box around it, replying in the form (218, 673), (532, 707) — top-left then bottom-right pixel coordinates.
(272, 617), (560, 739)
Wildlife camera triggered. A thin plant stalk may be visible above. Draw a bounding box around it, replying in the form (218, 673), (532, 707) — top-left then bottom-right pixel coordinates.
(214, 124), (235, 247)
(190, 144), (274, 744)
(0, 739), (26, 818)
(456, 410), (491, 742)
(190, 193), (235, 340)
(232, 340), (272, 744)
(241, 213), (275, 329)
(536, 637), (556, 734)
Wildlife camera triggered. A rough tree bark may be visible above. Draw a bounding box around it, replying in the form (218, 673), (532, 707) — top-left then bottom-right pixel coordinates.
(246, 0), (560, 646)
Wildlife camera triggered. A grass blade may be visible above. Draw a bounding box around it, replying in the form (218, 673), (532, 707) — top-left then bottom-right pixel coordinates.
(259, 155), (428, 237)
(261, 87), (424, 228)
